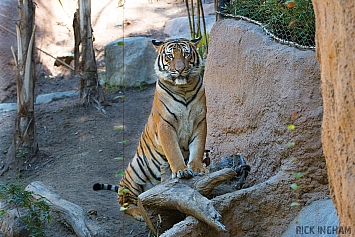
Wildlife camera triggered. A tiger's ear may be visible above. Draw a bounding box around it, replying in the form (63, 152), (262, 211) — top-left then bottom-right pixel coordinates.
(191, 36), (202, 47)
(152, 40), (164, 51)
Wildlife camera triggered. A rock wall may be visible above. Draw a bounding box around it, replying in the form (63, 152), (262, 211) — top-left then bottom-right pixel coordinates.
(205, 19), (325, 188)
(312, 0), (355, 230)
(162, 19), (331, 237)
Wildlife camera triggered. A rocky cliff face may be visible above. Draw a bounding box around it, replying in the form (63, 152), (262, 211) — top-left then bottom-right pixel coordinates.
(313, 0), (355, 230)
(204, 19), (326, 191)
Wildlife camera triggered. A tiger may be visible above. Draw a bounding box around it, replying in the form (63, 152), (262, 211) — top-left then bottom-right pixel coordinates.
(93, 37), (208, 221)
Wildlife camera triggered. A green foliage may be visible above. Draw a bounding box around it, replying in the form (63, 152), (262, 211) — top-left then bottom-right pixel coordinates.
(16, 148), (30, 158)
(114, 125), (124, 131)
(285, 116), (304, 207)
(120, 206), (128, 211)
(99, 74), (125, 94)
(290, 157), (298, 162)
(0, 183), (51, 237)
(103, 83), (122, 94)
(197, 33), (210, 78)
(185, 0), (209, 62)
(116, 171), (125, 177)
(287, 124), (295, 130)
(294, 172), (302, 179)
(222, 0), (315, 47)
(134, 81), (149, 92)
(290, 183), (300, 191)
(119, 188), (130, 195)
(119, 140), (128, 146)
(118, 188), (130, 211)
(290, 201), (300, 207)
(113, 94), (126, 101)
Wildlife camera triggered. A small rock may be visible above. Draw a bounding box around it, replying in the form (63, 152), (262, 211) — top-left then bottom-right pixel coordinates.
(0, 103), (17, 113)
(35, 91), (79, 105)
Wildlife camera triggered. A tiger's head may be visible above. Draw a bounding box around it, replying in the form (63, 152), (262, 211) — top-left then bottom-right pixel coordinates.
(152, 37), (202, 85)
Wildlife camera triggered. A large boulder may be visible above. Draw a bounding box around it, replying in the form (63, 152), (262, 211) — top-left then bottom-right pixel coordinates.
(281, 199), (339, 237)
(164, 16), (215, 39)
(104, 37), (157, 88)
(161, 18), (330, 237)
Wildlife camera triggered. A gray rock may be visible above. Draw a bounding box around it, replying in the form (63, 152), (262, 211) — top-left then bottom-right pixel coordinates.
(104, 37), (157, 88)
(164, 16), (215, 39)
(35, 91), (79, 105)
(203, 3), (216, 16)
(281, 199), (339, 237)
(0, 103), (17, 113)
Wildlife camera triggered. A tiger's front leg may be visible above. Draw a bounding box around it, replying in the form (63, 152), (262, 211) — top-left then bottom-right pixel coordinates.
(187, 118), (209, 175)
(158, 123), (193, 179)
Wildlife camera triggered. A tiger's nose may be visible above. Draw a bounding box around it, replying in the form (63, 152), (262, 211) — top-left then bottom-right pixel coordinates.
(175, 59), (185, 73)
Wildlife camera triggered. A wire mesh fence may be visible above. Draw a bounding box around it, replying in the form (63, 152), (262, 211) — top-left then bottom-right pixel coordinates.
(216, 0), (315, 50)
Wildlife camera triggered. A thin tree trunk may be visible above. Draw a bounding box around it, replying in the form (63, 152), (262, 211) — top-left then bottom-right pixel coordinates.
(199, 0), (208, 53)
(73, 9), (81, 76)
(190, 0), (195, 39)
(16, 0), (37, 158)
(1, 0), (37, 175)
(77, 0), (105, 109)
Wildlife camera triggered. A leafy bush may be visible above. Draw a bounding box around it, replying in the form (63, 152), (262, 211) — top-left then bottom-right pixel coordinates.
(221, 0), (315, 47)
(0, 183), (51, 237)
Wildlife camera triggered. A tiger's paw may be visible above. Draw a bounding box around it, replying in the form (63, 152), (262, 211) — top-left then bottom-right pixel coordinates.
(172, 169), (193, 179)
(188, 164), (209, 176)
(124, 206), (144, 222)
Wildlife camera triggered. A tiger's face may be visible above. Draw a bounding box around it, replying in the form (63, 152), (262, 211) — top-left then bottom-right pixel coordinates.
(152, 37), (202, 85)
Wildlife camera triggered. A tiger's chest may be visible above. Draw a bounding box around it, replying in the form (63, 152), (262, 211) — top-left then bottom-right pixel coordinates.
(177, 100), (205, 138)
(154, 81), (206, 157)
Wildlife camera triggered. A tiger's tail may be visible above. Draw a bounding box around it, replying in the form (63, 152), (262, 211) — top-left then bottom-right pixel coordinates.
(93, 183), (119, 192)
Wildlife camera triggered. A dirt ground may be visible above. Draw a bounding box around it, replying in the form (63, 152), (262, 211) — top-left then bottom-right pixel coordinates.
(0, 0), (193, 236)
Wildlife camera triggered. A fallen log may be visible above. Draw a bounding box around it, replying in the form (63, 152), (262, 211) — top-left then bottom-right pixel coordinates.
(25, 181), (108, 237)
(137, 167), (237, 235)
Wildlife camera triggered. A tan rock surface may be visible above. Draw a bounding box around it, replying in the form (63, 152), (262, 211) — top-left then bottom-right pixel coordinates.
(313, 0), (355, 230)
(205, 19), (325, 188)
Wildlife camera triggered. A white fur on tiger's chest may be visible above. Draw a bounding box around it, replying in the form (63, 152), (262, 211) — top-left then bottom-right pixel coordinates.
(177, 101), (205, 147)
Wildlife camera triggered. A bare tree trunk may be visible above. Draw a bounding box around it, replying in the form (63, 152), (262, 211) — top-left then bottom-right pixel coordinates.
(0, 0), (37, 175)
(73, 9), (81, 76)
(15, 0), (37, 158)
(76, 0), (105, 110)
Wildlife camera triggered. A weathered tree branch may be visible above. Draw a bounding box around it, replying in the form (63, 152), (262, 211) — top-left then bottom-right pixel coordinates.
(194, 168), (236, 196)
(138, 168), (237, 235)
(25, 181), (109, 237)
